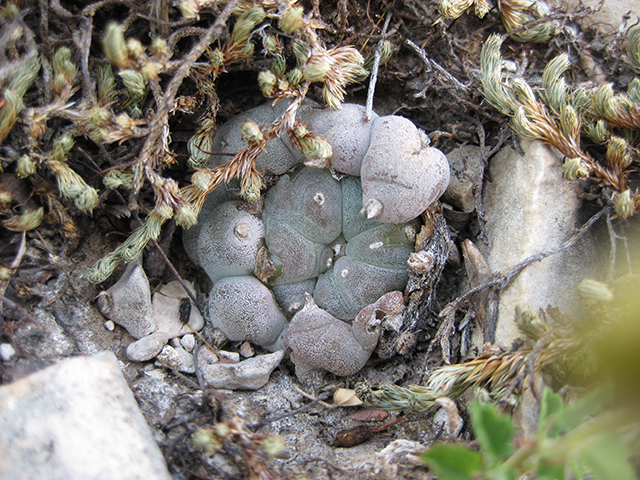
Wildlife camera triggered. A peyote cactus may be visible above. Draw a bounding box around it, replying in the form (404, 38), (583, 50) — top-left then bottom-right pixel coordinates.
(184, 102), (450, 377)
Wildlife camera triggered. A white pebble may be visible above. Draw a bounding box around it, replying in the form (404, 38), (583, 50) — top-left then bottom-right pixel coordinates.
(0, 343), (16, 362)
(239, 341), (255, 358)
(104, 320), (115, 332)
(218, 350), (240, 363)
(170, 338), (182, 349)
(180, 334), (195, 352)
(126, 333), (170, 362)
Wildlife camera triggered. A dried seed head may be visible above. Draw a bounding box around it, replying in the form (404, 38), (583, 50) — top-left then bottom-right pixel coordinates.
(241, 120), (264, 145)
(231, 5), (265, 46)
(280, 6), (304, 34)
(562, 157), (588, 181)
(614, 189), (635, 220)
(103, 22), (128, 68)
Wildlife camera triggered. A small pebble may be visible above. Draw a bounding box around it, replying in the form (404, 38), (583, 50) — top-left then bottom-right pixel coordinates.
(126, 333), (170, 362)
(240, 341), (255, 358)
(0, 343), (16, 362)
(170, 338), (181, 349)
(218, 350), (240, 363)
(155, 345), (195, 374)
(180, 334), (195, 352)
(104, 320), (115, 332)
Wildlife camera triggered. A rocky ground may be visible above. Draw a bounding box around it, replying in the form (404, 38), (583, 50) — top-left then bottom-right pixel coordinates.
(1, 0), (639, 478)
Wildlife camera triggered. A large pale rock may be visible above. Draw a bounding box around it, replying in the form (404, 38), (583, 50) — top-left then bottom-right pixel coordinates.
(480, 139), (595, 348)
(0, 352), (171, 480)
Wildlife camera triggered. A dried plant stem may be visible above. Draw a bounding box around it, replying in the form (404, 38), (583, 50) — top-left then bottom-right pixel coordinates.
(129, 0), (239, 203)
(365, 9), (392, 121)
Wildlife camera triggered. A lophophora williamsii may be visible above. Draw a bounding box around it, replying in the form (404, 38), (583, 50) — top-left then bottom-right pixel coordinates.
(184, 102), (449, 380)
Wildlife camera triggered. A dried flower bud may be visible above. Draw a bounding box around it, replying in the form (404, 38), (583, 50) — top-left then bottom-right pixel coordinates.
(627, 78), (640, 105)
(126, 38), (144, 59)
(614, 189), (635, 220)
(241, 120), (264, 145)
(286, 68), (303, 86)
(53, 133), (75, 161)
(103, 22), (128, 68)
(576, 279), (613, 307)
(103, 170), (133, 189)
(209, 48), (225, 68)
(231, 5), (265, 46)
(280, 6), (304, 34)
(140, 62), (159, 81)
(191, 170), (214, 191)
(363, 41), (393, 71)
(272, 53), (286, 77)
(242, 42), (255, 57)
(261, 436), (286, 461)
(52, 47), (77, 90)
(0, 186), (12, 210)
(191, 428), (223, 454)
(149, 38), (168, 57)
(3, 207), (44, 231)
(258, 70), (277, 96)
(606, 136), (632, 171)
(262, 35), (279, 54)
(16, 154), (36, 178)
(175, 203), (198, 228)
(178, 0), (200, 19)
(303, 54), (331, 82)
(241, 173), (262, 203)
(292, 40), (309, 66)
(118, 69), (146, 98)
(561, 157), (588, 181)
(585, 119), (610, 145)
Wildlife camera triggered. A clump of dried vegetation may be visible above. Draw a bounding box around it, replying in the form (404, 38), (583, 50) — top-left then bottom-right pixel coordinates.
(1, 0), (640, 477)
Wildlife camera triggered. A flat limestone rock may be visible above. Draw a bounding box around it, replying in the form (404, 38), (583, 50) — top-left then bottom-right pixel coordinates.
(0, 352), (171, 480)
(197, 349), (284, 390)
(480, 139), (596, 348)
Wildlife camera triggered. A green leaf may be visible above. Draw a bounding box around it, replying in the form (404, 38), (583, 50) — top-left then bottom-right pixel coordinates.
(539, 388), (564, 428)
(470, 402), (514, 463)
(421, 444), (483, 480)
(577, 432), (635, 480)
(537, 461), (565, 480)
(546, 390), (602, 438)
